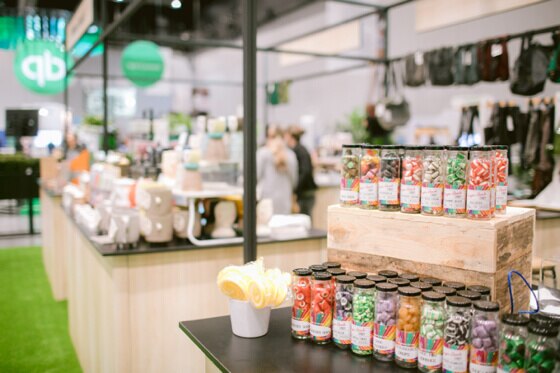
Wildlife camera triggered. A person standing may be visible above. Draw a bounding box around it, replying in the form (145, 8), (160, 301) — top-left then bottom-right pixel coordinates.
(284, 125), (317, 217)
(257, 126), (298, 215)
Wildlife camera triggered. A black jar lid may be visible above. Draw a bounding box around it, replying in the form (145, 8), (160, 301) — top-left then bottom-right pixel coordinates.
(473, 300), (500, 312)
(457, 290), (481, 301)
(327, 268), (346, 277)
(378, 270), (398, 279)
(293, 268), (312, 276)
(313, 272), (332, 280)
(467, 285), (491, 295)
(445, 146), (470, 151)
(419, 277), (442, 286)
(446, 296), (472, 308)
(354, 279), (376, 289)
(322, 261), (342, 269)
(529, 322), (560, 337)
(309, 264), (327, 273)
(388, 278), (410, 287)
(470, 145), (491, 151)
(494, 145), (508, 150)
(502, 314), (529, 326)
(399, 273), (419, 282)
(336, 275), (356, 284)
(530, 313), (560, 327)
(411, 281), (432, 291)
(433, 286), (457, 296)
(366, 275), (387, 283)
(362, 144), (380, 149)
(398, 286), (421, 296)
(347, 271), (367, 279)
(422, 291), (446, 302)
(380, 145), (400, 150)
(444, 282), (466, 291)
(405, 145), (425, 151)
(425, 145), (445, 150)
(342, 144), (360, 148)
(377, 282), (398, 292)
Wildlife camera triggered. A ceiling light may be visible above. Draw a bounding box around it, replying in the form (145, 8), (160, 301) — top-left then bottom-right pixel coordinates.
(171, 0), (182, 9)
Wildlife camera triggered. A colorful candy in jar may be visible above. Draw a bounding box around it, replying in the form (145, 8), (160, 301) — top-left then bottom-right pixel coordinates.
(400, 146), (424, 213)
(419, 291), (446, 373)
(310, 272), (334, 344)
(359, 145), (380, 209)
(395, 286), (422, 368)
(444, 146), (469, 217)
(373, 282), (399, 361)
(379, 146), (402, 211)
(494, 146), (509, 215)
(421, 146), (445, 216)
(470, 301), (500, 372)
(291, 268), (312, 339)
(498, 314), (529, 373)
(467, 146), (493, 220)
(333, 275), (355, 349)
(351, 279), (376, 355)
(524, 322), (558, 373)
(340, 145), (360, 206)
(443, 296), (472, 373)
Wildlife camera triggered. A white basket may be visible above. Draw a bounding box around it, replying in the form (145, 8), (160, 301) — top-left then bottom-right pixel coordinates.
(229, 299), (271, 338)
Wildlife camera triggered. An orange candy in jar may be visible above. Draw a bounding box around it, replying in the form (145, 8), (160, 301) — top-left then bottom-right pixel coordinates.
(467, 146), (493, 220)
(395, 286), (422, 368)
(359, 145), (380, 209)
(494, 145), (508, 214)
(400, 146), (424, 214)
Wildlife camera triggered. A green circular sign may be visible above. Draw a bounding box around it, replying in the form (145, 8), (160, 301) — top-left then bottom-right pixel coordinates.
(121, 40), (164, 87)
(14, 40), (73, 95)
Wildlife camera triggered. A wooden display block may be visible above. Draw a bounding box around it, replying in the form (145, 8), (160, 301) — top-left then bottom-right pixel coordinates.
(328, 205), (535, 313)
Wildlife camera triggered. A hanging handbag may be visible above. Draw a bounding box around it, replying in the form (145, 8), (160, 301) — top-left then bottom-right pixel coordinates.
(548, 31), (560, 83)
(427, 47), (454, 86)
(510, 36), (550, 96)
(478, 39), (509, 82)
(453, 44), (480, 85)
(404, 51), (427, 87)
(376, 61), (410, 131)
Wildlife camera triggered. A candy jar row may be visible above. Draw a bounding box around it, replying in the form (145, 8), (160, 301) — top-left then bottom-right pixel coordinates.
(340, 144), (509, 220)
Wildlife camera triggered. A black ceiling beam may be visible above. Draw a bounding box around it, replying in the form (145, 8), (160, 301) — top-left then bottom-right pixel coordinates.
(384, 0), (414, 10)
(67, 0), (147, 75)
(327, 0), (386, 9)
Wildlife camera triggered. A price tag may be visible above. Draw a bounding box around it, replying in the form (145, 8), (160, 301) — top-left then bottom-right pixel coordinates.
(463, 50), (472, 66)
(414, 51), (424, 65)
(491, 44), (503, 57)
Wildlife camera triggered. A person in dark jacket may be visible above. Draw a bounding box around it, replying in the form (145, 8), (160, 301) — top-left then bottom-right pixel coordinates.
(284, 125), (317, 217)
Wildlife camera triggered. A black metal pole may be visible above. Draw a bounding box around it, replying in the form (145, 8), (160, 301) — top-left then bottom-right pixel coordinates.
(102, 0), (109, 154)
(242, 0), (257, 264)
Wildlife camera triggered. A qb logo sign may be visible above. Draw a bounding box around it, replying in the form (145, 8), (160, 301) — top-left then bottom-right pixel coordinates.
(14, 40), (73, 95)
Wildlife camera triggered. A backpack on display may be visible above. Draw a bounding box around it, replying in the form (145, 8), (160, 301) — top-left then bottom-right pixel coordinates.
(453, 44), (480, 85)
(427, 47), (454, 86)
(511, 36), (550, 96)
(548, 31), (560, 83)
(478, 39), (509, 81)
(404, 51), (427, 87)
(376, 61), (410, 131)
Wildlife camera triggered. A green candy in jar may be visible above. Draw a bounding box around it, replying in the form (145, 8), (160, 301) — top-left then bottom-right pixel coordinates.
(524, 322), (558, 373)
(351, 279), (376, 355)
(419, 291), (446, 373)
(340, 145), (360, 206)
(498, 314), (529, 373)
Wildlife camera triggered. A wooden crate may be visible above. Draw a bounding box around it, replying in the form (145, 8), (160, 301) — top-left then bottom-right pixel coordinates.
(328, 205), (535, 313)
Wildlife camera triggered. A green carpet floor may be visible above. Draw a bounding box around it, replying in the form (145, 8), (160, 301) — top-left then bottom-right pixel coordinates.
(0, 247), (81, 373)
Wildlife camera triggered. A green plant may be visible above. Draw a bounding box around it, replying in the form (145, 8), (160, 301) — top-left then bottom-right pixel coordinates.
(337, 108), (372, 144)
(168, 112), (192, 134)
(83, 115), (103, 126)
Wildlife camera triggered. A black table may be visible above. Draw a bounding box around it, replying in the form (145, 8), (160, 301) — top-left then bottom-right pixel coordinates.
(179, 307), (409, 373)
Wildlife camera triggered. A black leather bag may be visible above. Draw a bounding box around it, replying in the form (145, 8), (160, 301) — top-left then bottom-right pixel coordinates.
(427, 47), (454, 86)
(376, 62), (410, 131)
(454, 45), (480, 85)
(510, 36), (550, 96)
(478, 39), (509, 82)
(404, 52), (427, 87)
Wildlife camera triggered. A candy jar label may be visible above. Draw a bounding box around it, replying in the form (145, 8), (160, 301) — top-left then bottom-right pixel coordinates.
(310, 323), (331, 340)
(374, 324), (396, 355)
(496, 184), (507, 208)
(333, 318), (351, 344)
(444, 185), (467, 212)
(340, 177), (359, 203)
(395, 330), (419, 362)
(359, 181), (378, 205)
(467, 187), (491, 214)
(443, 343), (468, 373)
(419, 336), (443, 369)
(351, 321), (373, 351)
(421, 183), (443, 208)
(470, 348), (498, 373)
(379, 178), (400, 204)
(291, 318), (309, 332)
(400, 182), (421, 207)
